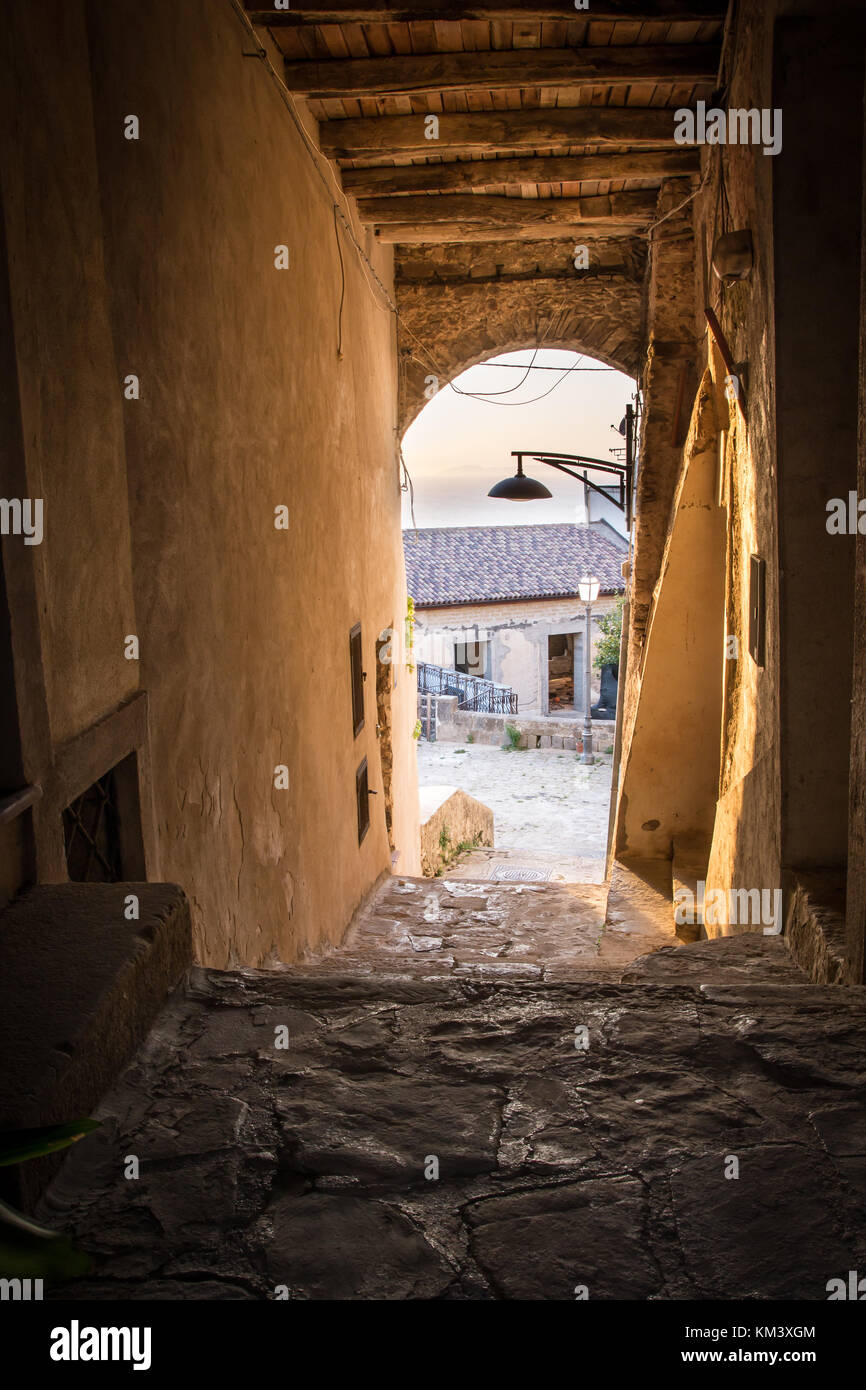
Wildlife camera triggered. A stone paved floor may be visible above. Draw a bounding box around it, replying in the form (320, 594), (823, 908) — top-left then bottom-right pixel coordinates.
(417, 741), (613, 881)
(288, 875), (670, 984)
(40, 875), (866, 1300)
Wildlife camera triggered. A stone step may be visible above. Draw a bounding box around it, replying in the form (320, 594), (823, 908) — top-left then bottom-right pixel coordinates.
(786, 870), (848, 983)
(672, 832), (711, 943)
(602, 857), (676, 968)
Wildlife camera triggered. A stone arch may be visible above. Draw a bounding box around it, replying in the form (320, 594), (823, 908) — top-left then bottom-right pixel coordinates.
(396, 261), (646, 437)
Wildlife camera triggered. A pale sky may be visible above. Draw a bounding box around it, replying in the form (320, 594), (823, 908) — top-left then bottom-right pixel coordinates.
(400, 349), (636, 532)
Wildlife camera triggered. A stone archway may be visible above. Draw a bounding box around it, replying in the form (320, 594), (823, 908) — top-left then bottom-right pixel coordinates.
(395, 235), (646, 436)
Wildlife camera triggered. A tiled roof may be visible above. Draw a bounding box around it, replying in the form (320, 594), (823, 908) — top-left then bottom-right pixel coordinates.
(404, 522), (628, 608)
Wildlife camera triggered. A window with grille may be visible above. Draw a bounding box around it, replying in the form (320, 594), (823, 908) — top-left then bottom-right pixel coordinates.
(61, 751), (145, 883)
(63, 771), (123, 882)
(356, 757), (370, 845)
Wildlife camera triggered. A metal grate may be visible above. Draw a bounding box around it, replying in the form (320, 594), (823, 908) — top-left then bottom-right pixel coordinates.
(62, 771), (123, 882)
(487, 864), (552, 882)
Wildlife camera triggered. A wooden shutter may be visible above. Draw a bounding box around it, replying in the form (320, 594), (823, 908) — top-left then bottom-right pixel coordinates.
(350, 623), (364, 736)
(356, 757), (370, 844)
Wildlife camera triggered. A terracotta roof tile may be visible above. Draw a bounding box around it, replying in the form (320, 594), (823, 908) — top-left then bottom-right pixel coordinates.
(404, 522), (628, 608)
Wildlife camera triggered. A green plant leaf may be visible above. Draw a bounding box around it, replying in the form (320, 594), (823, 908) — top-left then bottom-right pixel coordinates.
(0, 1118), (100, 1167)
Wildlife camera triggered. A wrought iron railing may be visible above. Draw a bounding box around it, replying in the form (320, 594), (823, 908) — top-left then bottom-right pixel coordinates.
(416, 661), (518, 715)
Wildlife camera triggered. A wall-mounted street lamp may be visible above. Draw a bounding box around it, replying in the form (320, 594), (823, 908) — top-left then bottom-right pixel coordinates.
(487, 456), (553, 501)
(487, 404), (636, 530)
(578, 575), (600, 765)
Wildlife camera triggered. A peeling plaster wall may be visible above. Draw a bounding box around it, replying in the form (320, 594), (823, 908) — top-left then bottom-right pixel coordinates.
(0, 0), (419, 965)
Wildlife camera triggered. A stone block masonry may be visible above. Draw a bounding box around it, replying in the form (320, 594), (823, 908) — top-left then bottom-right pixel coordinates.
(434, 697), (615, 752)
(419, 787), (494, 876)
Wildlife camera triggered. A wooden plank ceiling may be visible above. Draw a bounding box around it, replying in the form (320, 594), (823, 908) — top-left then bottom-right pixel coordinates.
(246, 2), (723, 268)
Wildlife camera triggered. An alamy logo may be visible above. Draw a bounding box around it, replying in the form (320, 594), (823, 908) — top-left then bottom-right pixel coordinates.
(0, 1277), (42, 1300)
(50, 1320), (152, 1371)
(0, 497), (43, 545)
(826, 493), (866, 534)
(827, 1270), (866, 1300)
(674, 880), (783, 935)
(674, 100), (782, 156)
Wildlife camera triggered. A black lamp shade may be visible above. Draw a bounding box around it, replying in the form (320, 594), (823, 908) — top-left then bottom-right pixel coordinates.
(488, 471), (553, 501)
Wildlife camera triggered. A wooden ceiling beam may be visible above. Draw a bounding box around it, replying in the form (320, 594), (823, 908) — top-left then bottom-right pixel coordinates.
(360, 191), (657, 243)
(342, 150), (699, 197)
(247, 3), (727, 25)
(372, 221), (650, 244)
(321, 108), (681, 157)
(282, 45), (718, 98)
(360, 190), (656, 225)
(396, 266), (633, 288)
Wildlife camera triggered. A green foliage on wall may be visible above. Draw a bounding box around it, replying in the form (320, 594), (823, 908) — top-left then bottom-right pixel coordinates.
(405, 595), (416, 673)
(594, 596), (625, 671)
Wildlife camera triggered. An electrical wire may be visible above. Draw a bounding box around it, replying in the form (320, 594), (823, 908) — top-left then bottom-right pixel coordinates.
(333, 204), (346, 360)
(399, 447), (417, 531)
(449, 344), (541, 398)
(460, 362), (613, 373)
(404, 347), (610, 408)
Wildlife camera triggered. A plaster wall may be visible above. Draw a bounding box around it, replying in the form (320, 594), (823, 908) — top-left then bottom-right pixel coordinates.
(0, 3), (140, 751)
(0, 0), (420, 964)
(616, 370), (727, 861)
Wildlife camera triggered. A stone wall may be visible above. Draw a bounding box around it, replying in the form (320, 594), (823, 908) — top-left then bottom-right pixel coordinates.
(0, 0), (420, 962)
(434, 697), (615, 753)
(395, 238), (646, 436)
(614, 0), (866, 971)
(418, 786), (494, 877)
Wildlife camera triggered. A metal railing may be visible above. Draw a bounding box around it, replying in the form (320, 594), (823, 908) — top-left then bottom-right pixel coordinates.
(416, 661), (518, 715)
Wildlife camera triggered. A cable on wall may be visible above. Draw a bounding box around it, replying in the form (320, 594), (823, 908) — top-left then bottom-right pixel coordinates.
(333, 204), (346, 361)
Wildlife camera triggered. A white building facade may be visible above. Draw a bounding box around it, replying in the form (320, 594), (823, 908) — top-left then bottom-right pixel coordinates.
(405, 522), (628, 718)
